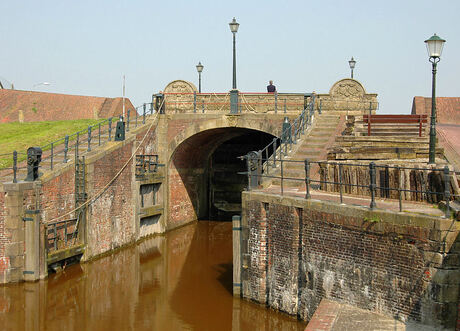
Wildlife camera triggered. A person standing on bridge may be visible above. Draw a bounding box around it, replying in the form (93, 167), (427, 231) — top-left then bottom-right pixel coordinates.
(267, 80), (276, 93)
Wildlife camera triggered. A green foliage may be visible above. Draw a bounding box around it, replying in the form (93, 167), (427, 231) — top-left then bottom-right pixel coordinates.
(364, 215), (381, 223)
(0, 119), (100, 168)
(31, 107), (38, 113)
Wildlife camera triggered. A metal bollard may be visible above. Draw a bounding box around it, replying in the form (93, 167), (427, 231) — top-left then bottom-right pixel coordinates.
(369, 162), (376, 209)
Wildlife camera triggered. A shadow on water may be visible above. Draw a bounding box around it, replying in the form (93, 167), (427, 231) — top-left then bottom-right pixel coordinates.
(0, 220), (306, 331)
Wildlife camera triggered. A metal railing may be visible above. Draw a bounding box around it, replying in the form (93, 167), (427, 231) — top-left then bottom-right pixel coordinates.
(1, 102), (159, 182)
(241, 155), (458, 218)
(135, 154), (163, 179)
(153, 92), (311, 114)
(46, 218), (79, 253)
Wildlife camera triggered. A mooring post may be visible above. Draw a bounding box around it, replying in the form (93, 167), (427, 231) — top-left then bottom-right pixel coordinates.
(232, 215), (242, 296)
(369, 162), (376, 209)
(443, 166), (451, 218)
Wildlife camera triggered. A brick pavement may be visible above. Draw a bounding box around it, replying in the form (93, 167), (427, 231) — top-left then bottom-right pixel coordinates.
(305, 299), (439, 331)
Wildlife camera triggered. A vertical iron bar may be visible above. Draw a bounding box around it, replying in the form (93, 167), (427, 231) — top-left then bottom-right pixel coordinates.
(64, 135), (69, 162)
(369, 162), (376, 209)
(64, 221), (68, 245)
(202, 100), (205, 113)
(50, 143), (54, 170)
(98, 124), (101, 146)
(193, 91), (196, 113)
(127, 109), (130, 132)
(75, 132), (79, 159)
(284, 99), (286, 113)
(280, 159), (284, 196)
(443, 166), (451, 218)
(273, 138), (277, 168)
(108, 118), (112, 141)
(305, 159), (311, 199)
(319, 99), (322, 114)
(396, 166), (402, 212)
(54, 224), (57, 251)
(87, 126), (92, 152)
(246, 155), (251, 191)
(12, 151), (17, 183)
(143, 103), (146, 124)
(150, 102), (153, 115)
(275, 92), (278, 113)
(339, 163), (343, 204)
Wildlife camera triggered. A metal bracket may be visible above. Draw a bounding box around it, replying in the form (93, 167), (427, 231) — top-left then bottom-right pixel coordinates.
(22, 217), (34, 222)
(23, 270), (35, 275)
(25, 209), (40, 214)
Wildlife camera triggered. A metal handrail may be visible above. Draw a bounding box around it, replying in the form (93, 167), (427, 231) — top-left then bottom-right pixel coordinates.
(242, 156), (457, 218)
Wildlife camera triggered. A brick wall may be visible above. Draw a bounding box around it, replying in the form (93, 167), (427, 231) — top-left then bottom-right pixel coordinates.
(241, 192), (460, 329)
(0, 192), (7, 281)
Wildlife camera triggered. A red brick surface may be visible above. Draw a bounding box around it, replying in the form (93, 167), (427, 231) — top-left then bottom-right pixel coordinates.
(304, 299), (339, 331)
(412, 96), (460, 125)
(0, 89), (134, 123)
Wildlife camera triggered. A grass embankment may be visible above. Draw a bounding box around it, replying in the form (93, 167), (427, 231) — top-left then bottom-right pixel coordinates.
(0, 119), (100, 168)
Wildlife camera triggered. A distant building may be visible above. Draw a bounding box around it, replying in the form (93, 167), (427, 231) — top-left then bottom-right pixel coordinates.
(411, 96), (460, 125)
(0, 89), (134, 123)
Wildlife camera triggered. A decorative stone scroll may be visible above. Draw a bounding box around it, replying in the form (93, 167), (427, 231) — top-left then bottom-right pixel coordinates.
(317, 78), (378, 115)
(163, 80), (197, 113)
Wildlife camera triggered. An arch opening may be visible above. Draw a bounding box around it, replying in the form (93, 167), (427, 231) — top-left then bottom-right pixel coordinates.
(169, 128), (276, 225)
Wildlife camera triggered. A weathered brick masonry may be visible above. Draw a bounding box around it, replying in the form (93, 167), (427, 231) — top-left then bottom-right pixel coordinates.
(241, 191), (460, 329)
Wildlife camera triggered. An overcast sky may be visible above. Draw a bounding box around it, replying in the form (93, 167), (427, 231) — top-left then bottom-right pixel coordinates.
(1, 0), (459, 113)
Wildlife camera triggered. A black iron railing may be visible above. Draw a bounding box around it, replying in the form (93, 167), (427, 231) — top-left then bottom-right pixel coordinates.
(46, 218), (79, 253)
(241, 155), (459, 218)
(135, 154), (163, 179)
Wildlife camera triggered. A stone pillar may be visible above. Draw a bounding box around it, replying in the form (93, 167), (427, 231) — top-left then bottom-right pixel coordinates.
(232, 215), (242, 296)
(2, 181), (41, 283)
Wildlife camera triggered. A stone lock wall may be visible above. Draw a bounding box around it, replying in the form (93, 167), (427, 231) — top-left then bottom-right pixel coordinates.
(240, 191), (460, 329)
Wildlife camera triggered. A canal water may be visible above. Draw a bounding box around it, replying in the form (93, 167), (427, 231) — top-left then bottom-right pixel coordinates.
(0, 221), (306, 331)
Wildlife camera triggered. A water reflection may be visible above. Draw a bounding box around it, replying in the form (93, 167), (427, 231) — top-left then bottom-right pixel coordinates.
(0, 221), (305, 331)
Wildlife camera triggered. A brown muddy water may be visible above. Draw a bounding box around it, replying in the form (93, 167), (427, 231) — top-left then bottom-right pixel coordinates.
(0, 221), (306, 331)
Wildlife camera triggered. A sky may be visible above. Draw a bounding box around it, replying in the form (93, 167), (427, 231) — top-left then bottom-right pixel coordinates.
(1, 0), (459, 114)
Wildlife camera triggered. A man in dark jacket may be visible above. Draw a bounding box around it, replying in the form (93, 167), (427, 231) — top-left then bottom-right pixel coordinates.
(267, 80), (276, 93)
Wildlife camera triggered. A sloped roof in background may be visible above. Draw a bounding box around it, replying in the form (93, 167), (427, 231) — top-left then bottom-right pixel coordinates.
(411, 96), (460, 125)
(0, 89), (134, 123)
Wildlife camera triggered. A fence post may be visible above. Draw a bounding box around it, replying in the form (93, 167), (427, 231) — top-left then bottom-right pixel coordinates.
(273, 138), (277, 168)
(127, 109), (130, 132)
(274, 92), (278, 113)
(193, 91), (197, 113)
(143, 103), (146, 124)
(369, 162), (376, 209)
(64, 135), (69, 162)
(202, 100), (205, 113)
(284, 99), (287, 113)
(12, 151), (17, 183)
(150, 102), (153, 115)
(50, 143), (54, 170)
(305, 159), (311, 199)
(280, 158), (284, 196)
(245, 154), (251, 191)
(443, 166), (451, 218)
(87, 126), (92, 152)
(396, 166), (402, 212)
(339, 163), (343, 204)
(75, 132), (80, 158)
(108, 118), (112, 141)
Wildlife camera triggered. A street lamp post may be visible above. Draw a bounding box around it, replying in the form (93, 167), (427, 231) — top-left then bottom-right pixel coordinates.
(196, 62), (204, 93)
(425, 33), (446, 164)
(229, 17), (239, 114)
(348, 57), (356, 79)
